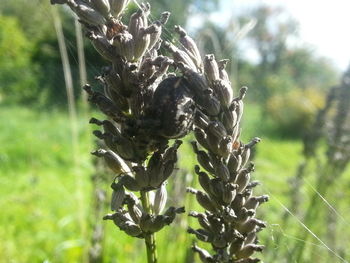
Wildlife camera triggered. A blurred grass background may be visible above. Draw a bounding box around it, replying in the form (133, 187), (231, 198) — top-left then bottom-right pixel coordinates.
(1, 0), (350, 262)
(2, 104), (342, 263)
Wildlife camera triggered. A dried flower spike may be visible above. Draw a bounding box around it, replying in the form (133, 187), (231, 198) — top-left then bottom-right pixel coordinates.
(51, 0), (269, 262)
(168, 27), (269, 261)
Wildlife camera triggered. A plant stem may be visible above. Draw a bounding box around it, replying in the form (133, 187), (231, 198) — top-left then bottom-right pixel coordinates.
(140, 190), (158, 263)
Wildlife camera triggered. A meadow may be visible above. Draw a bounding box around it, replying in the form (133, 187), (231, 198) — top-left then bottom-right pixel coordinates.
(3, 104), (344, 263)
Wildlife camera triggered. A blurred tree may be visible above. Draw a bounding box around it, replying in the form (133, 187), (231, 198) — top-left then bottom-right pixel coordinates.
(0, 0), (218, 107)
(0, 0), (78, 106)
(153, 0), (217, 28)
(0, 15), (39, 104)
(242, 5), (338, 103)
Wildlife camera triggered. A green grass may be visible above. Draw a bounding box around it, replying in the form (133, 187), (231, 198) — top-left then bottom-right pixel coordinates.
(1, 104), (349, 262)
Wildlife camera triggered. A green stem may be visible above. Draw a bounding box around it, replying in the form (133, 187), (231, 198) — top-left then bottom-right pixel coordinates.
(140, 190), (158, 263)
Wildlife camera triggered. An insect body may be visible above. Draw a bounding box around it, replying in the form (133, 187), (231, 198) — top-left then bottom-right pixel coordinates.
(151, 76), (196, 139)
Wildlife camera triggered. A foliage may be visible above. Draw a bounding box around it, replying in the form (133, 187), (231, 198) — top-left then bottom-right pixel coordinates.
(242, 6), (338, 103)
(0, 15), (40, 104)
(0, 0), (219, 108)
(266, 88), (325, 138)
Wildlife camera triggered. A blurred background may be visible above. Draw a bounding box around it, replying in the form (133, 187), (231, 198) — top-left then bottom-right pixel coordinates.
(1, 0), (350, 262)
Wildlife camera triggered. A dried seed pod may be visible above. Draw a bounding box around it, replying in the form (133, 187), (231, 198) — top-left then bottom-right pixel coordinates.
(228, 154), (242, 179)
(222, 106), (238, 134)
(147, 152), (163, 187)
(122, 221), (143, 237)
(204, 54), (220, 84)
(196, 196), (219, 214)
(194, 110), (210, 130)
(128, 4), (150, 37)
(91, 149), (130, 174)
(189, 211), (212, 232)
(245, 137), (261, 149)
(175, 25), (202, 69)
(236, 244), (264, 259)
(208, 178), (225, 203)
(146, 55), (173, 84)
(237, 218), (266, 235)
(232, 125), (241, 143)
(148, 12), (170, 50)
(224, 228), (242, 243)
(133, 27), (152, 60)
(153, 183), (168, 215)
(240, 148), (251, 169)
(235, 169), (251, 193)
(91, 0), (111, 18)
(120, 174), (141, 191)
(139, 214), (153, 233)
(86, 31), (116, 61)
(234, 87), (248, 123)
(133, 165), (149, 189)
(244, 230), (257, 245)
(231, 193), (245, 212)
(84, 85), (125, 119)
(194, 128), (211, 151)
(244, 195), (269, 210)
(218, 136), (233, 159)
(187, 188), (218, 213)
(74, 3), (107, 26)
(222, 207), (237, 222)
(104, 210), (133, 228)
(222, 184), (237, 205)
(110, 183), (125, 210)
(212, 79), (233, 108)
(192, 244), (214, 263)
(246, 181), (260, 189)
(205, 132), (220, 155)
(195, 165), (212, 194)
(160, 160), (175, 183)
(126, 197), (143, 223)
(147, 215), (167, 233)
(105, 86), (129, 112)
(229, 237), (244, 255)
(120, 63), (138, 97)
(113, 32), (135, 61)
(207, 121), (227, 139)
(109, 0), (129, 17)
(92, 118), (119, 137)
(188, 227), (213, 242)
(214, 161), (230, 182)
(164, 41), (197, 71)
(206, 214), (225, 233)
(163, 206), (185, 222)
(235, 207), (255, 223)
(112, 134), (143, 162)
(212, 234), (227, 248)
(192, 142), (215, 174)
(163, 140), (182, 163)
(218, 59), (230, 83)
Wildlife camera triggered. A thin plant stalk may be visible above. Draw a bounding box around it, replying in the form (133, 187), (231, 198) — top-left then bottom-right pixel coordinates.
(88, 154), (108, 263)
(292, 69), (350, 261)
(141, 190), (158, 263)
(75, 18), (88, 111)
(51, 6), (86, 259)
